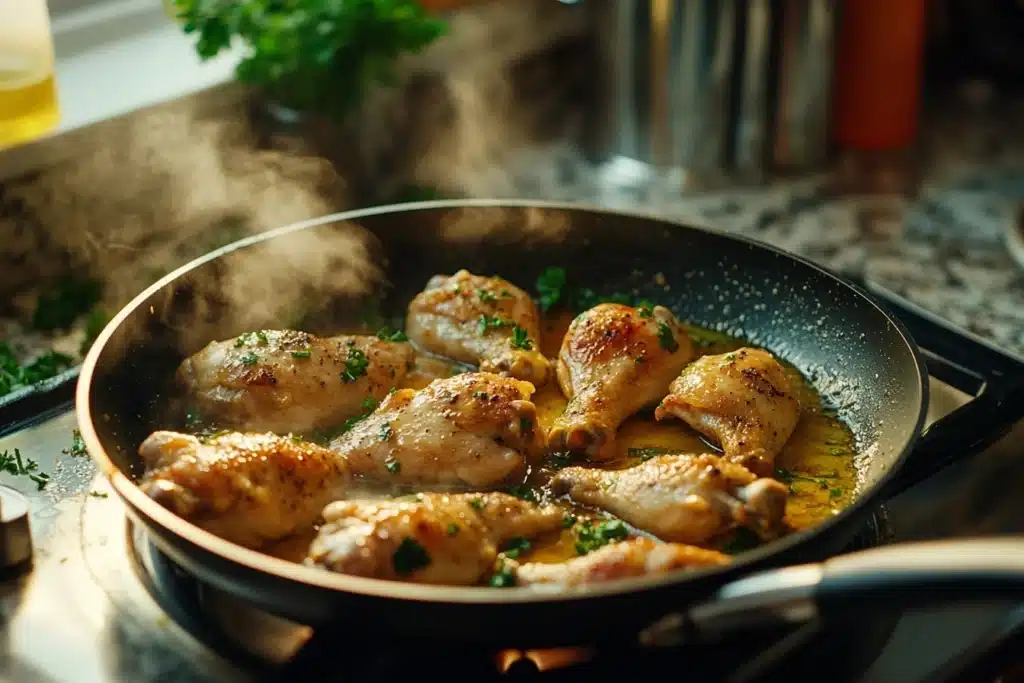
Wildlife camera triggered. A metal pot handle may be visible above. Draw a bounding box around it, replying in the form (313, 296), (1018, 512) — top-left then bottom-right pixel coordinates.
(687, 538), (1024, 642)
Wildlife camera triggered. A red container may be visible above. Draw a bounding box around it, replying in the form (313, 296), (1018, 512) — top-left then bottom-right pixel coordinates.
(832, 0), (928, 150)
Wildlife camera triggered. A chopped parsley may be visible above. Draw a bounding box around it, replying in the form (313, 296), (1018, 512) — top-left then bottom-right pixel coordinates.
(380, 422), (393, 441)
(291, 349), (312, 358)
(0, 344), (75, 398)
(469, 497), (485, 510)
(501, 537), (531, 559)
(574, 519), (629, 555)
(89, 490), (109, 498)
(384, 457), (401, 473)
(505, 484), (537, 503)
(240, 352), (259, 366)
(392, 537), (431, 575)
(234, 331), (269, 347)
(657, 321), (679, 352)
(489, 561), (516, 587)
(636, 301), (654, 318)
(376, 327), (408, 342)
(63, 429), (87, 457)
(477, 314), (512, 335)
(509, 326), (533, 350)
(0, 448), (50, 490)
(535, 266), (567, 312)
(340, 397), (379, 433)
(561, 514), (576, 528)
(773, 467), (839, 492)
(627, 446), (673, 461)
(472, 391), (490, 400)
(340, 348), (369, 383)
(477, 289), (497, 303)
(446, 523), (460, 536)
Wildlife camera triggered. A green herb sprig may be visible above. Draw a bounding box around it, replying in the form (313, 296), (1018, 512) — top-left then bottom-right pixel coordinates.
(171, 0), (448, 119)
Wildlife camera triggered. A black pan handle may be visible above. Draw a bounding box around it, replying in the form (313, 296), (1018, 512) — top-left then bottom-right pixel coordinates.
(852, 281), (1024, 500)
(687, 538), (1024, 642)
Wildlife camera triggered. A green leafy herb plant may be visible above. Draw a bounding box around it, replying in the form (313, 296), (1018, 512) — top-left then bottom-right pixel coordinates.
(170, 0), (448, 119)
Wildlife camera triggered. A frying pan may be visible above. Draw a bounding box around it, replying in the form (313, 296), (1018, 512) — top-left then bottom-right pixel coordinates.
(75, 200), (1024, 648)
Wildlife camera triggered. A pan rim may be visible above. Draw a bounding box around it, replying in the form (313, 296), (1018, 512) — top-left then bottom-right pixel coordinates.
(76, 198), (930, 605)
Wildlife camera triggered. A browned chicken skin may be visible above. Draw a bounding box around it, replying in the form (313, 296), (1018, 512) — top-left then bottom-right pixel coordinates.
(509, 538), (730, 587)
(305, 492), (566, 584)
(406, 270), (551, 385)
(177, 330), (414, 433)
(330, 372), (544, 488)
(549, 303), (694, 459)
(654, 347), (801, 476)
(552, 453), (788, 544)
(138, 431), (350, 548)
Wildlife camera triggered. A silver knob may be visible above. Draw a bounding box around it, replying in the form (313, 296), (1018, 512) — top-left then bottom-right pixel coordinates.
(0, 484), (33, 575)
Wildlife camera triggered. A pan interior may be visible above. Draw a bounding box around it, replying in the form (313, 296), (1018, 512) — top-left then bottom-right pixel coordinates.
(83, 202), (925, 594)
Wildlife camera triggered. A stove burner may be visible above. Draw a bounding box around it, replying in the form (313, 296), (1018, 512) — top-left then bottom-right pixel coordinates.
(126, 511), (899, 682)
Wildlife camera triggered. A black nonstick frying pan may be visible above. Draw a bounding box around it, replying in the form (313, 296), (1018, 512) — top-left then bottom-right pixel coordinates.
(76, 200), (1024, 648)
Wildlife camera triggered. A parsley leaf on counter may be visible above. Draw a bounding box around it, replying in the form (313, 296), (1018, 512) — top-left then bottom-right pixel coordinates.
(0, 448), (50, 490)
(63, 429), (87, 457)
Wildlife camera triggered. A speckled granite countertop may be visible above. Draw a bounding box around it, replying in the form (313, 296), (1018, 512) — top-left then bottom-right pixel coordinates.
(467, 132), (1024, 358)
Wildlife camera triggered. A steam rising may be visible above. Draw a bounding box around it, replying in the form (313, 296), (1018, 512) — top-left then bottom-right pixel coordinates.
(155, 221), (385, 355)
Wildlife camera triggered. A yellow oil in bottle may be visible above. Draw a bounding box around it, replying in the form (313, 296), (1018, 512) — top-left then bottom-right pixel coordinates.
(0, 0), (60, 149)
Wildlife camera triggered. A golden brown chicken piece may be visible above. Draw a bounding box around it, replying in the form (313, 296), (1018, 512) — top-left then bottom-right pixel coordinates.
(654, 347), (801, 476)
(405, 270), (550, 385)
(552, 454), (788, 544)
(138, 431), (350, 548)
(330, 372), (544, 488)
(508, 538), (729, 588)
(549, 303), (694, 459)
(305, 492), (566, 585)
(177, 330), (414, 434)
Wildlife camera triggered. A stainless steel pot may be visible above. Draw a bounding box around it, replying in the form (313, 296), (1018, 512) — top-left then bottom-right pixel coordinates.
(585, 0), (839, 186)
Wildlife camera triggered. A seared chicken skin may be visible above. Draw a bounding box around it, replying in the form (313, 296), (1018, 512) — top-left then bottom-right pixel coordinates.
(549, 303), (694, 459)
(305, 492), (565, 584)
(509, 538), (729, 588)
(552, 454), (788, 544)
(406, 270), (551, 385)
(177, 330), (414, 433)
(655, 347), (801, 476)
(138, 431), (350, 548)
(330, 372), (544, 488)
